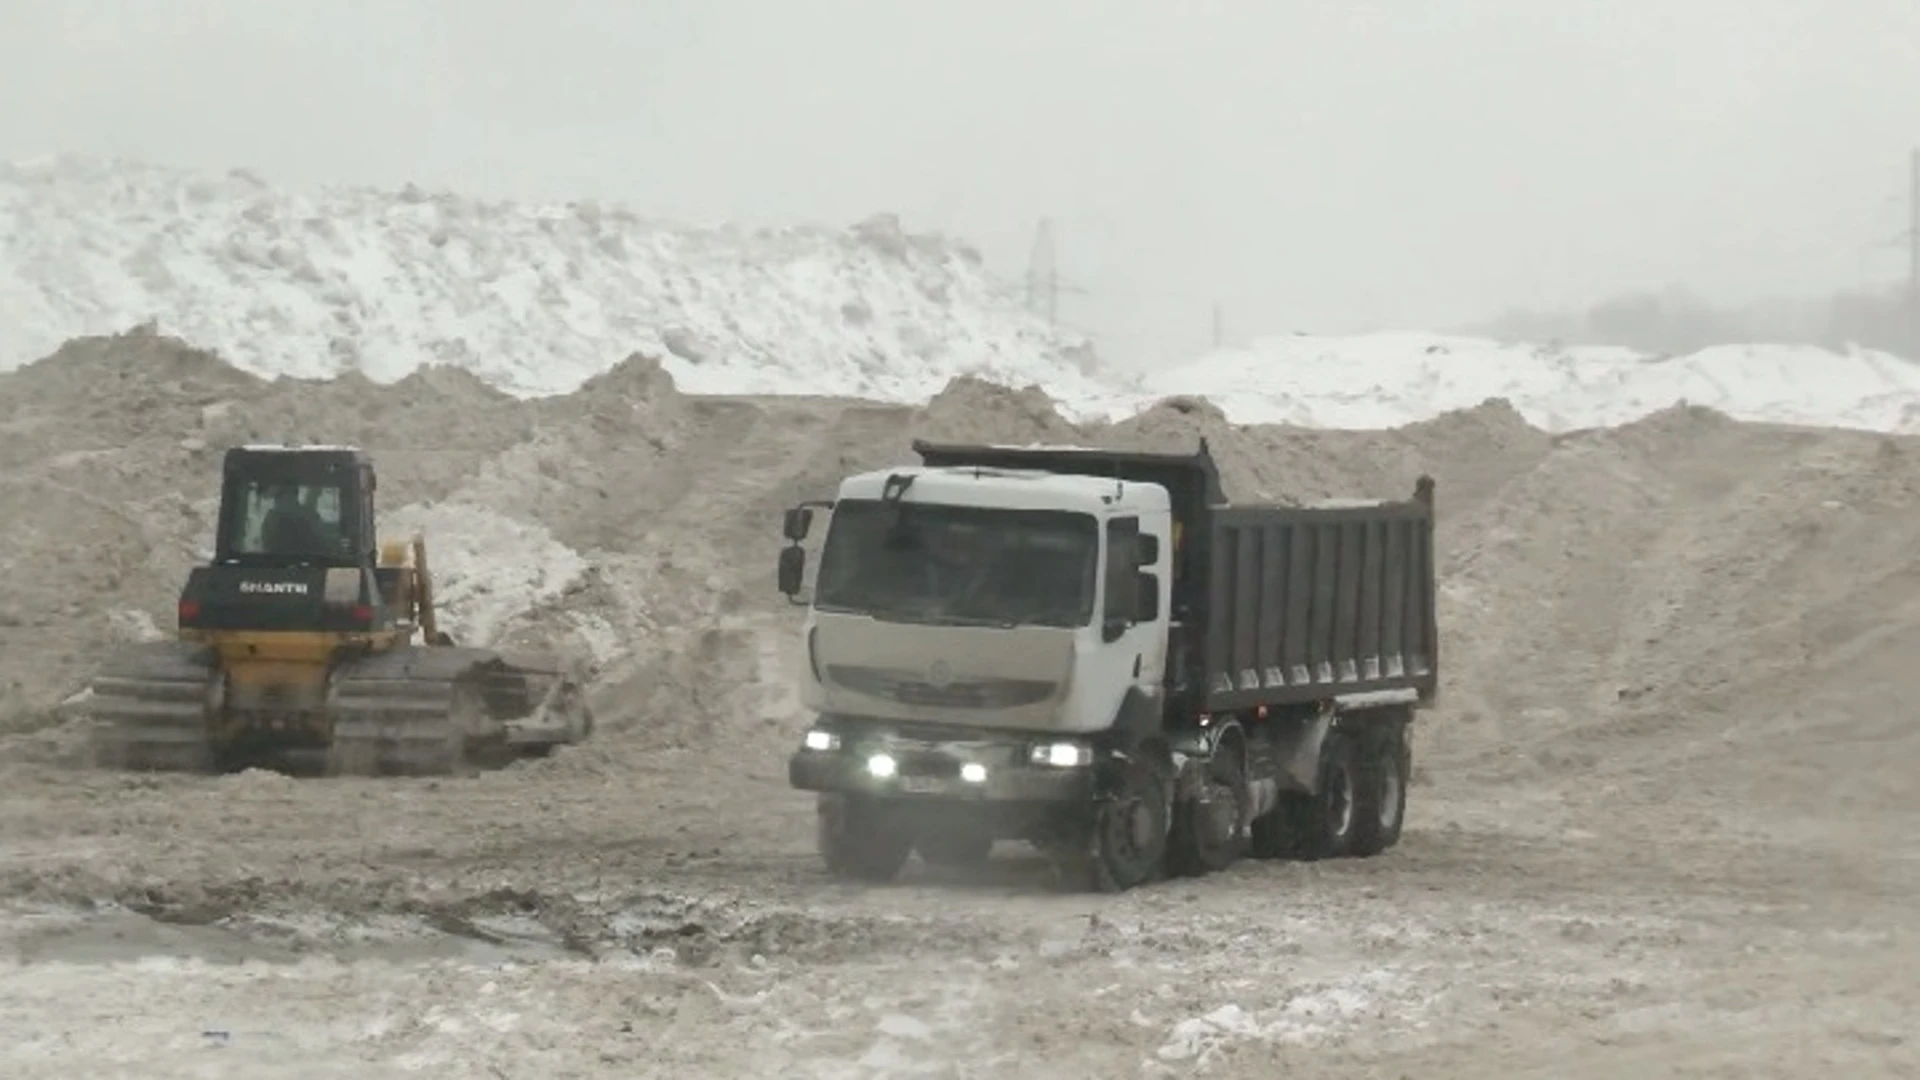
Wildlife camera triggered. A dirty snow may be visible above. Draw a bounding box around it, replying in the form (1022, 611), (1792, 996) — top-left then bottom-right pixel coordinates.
(1, 157), (1919, 1078)
(378, 502), (589, 647)
(3, 332), (1919, 1077)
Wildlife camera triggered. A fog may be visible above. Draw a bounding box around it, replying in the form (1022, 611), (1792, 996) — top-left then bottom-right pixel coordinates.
(4, 0), (1918, 369)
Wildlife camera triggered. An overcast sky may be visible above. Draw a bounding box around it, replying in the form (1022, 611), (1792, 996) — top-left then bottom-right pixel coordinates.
(4, 0), (1918, 369)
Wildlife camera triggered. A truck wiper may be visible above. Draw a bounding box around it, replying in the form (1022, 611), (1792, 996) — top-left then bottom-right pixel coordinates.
(923, 613), (1016, 628)
(862, 608), (949, 626)
(875, 610), (1006, 628)
(816, 603), (1011, 629)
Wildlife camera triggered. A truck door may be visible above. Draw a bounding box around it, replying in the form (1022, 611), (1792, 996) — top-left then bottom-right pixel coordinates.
(1102, 515), (1169, 693)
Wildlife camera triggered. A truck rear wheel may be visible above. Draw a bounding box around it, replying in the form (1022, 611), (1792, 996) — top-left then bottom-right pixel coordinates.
(1168, 745), (1245, 877)
(1247, 799), (1298, 859)
(1351, 727), (1409, 856)
(817, 794), (913, 882)
(1296, 730), (1360, 860)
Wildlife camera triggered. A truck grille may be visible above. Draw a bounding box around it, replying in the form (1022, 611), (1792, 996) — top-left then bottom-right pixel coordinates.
(826, 666), (1057, 710)
(895, 752), (959, 778)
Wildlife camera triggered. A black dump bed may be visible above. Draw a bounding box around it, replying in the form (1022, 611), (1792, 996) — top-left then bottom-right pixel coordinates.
(911, 439), (1439, 711)
(1203, 490), (1437, 710)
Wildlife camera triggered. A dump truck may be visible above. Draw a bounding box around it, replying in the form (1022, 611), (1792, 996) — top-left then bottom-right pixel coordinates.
(85, 444), (594, 775)
(776, 438), (1438, 892)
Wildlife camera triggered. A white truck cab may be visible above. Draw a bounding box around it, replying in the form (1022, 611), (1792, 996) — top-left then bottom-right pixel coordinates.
(792, 462), (1172, 739)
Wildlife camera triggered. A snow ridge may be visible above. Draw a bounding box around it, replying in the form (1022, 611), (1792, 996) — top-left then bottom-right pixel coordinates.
(1152, 332), (1920, 433)
(11, 156), (1920, 436)
(0, 155), (1114, 405)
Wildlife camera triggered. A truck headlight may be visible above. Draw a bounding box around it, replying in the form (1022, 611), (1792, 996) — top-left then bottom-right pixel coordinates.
(1029, 741), (1092, 768)
(802, 729), (839, 752)
(866, 753), (898, 778)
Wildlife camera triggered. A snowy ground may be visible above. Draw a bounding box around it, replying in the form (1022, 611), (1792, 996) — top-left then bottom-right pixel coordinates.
(0, 775), (1910, 1080)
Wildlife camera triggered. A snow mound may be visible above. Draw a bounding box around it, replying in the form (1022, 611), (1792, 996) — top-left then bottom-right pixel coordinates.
(1150, 332), (1920, 433)
(12, 155), (1920, 437)
(378, 502), (589, 647)
(0, 155), (1120, 410)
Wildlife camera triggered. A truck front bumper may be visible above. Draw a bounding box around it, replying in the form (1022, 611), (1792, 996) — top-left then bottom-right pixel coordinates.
(787, 725), (1094, 804)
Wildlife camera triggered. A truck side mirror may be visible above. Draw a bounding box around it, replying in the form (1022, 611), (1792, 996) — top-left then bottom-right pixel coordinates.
(777, 544), (806, 596)
(782, 507), (813, 542)
(1136, 572), (1160, 621)
(1136, 534), (1159, 566)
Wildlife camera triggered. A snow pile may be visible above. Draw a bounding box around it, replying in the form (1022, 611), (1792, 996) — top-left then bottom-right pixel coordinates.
(11, 155), (1920, 436)
(0, 155), (1121, 409)
(1150, 332), (1920, 433)
(378, 502), (589, 647)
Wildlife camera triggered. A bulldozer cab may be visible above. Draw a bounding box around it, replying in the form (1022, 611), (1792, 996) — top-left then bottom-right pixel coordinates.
(174, 444), (407, 638)
(214, 445), (376, 569)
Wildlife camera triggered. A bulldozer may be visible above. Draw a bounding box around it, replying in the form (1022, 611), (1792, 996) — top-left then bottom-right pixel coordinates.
(84, 444), (594, 776)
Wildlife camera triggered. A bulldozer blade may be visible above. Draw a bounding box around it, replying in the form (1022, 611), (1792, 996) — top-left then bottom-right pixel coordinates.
(500, 667), (595, 750)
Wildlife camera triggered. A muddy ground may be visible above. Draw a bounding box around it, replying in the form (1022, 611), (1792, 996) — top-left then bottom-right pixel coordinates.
(0, 330), (1914, 1077)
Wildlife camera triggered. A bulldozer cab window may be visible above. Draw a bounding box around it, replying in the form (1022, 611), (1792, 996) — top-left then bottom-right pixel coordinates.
(229, 481), (352, 562)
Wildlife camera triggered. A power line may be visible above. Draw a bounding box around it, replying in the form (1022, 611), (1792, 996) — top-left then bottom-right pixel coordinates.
(1024, 217), (1087, 326)
(1908, 146), (1919, 356)
(1850, 149), (1919, 359)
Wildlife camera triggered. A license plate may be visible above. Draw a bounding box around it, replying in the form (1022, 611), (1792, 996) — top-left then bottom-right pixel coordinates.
(898, 775), (945, 793)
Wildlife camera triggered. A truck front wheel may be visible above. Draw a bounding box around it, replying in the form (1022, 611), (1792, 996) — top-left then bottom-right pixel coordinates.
(1053, 755), (1169, 893)
(817, 794), (913, 882)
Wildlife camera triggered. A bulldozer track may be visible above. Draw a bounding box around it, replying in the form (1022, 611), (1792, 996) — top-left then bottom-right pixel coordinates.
(326, 670), (483, 777)
(85, 642), (218, 773)
(85, 642), (588, 778)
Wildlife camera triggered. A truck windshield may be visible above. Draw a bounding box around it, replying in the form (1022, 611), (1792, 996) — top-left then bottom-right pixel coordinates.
(813, 499), (1098, 628)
